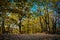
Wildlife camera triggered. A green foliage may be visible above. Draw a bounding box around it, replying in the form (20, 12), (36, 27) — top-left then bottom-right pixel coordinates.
(0, 0), (59, 34)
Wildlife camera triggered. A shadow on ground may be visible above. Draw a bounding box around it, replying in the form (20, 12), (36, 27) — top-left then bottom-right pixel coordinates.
(0, 34), (60, 40)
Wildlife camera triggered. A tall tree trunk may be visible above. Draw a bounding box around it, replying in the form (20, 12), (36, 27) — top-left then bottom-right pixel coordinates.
(52, 18), (56, 34)
(27, 16), (29, 33)
(18, 18), (22, 33)
(2, 17), (5, 34)
(39, 17), (43, 32)
(53, 23), (56, 34)
(52, 0), (57, 34)
(46, 1), (50, 33)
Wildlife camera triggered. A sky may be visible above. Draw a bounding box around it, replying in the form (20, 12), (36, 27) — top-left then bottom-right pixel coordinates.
(8, 0), (60, 27)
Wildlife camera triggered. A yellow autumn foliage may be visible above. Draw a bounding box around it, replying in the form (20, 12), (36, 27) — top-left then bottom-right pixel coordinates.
(8, 13), (19, 21)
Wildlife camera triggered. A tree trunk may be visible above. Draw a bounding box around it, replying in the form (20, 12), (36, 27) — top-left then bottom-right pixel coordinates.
(39, 17), (43, 32)
(18, 18), (22, 33)
(2, 17), (5, 34)
(52, 20), (56, 34)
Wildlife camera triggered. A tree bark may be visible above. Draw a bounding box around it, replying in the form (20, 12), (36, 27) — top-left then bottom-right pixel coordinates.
(18, 18), (22, 33)
(39, 17), (43, 32)
(2, 17), (5, 34)
(52, 19), (56, 34)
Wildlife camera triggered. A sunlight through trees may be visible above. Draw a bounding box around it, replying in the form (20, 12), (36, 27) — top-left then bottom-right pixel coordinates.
(0, 0), (60, 34)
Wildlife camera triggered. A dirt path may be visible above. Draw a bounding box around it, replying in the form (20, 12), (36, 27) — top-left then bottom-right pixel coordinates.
(0, 33), (60, 40)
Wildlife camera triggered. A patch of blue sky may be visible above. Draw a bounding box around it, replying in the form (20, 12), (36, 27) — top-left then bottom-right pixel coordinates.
(40, 12), (44, 16)
(27, 0), (31, 2)
(57, 2), (60, 7)
(9, 0), (14, 3)
(30, 4), (38, 12)
(48, 2), (53, 7)
(48, 8), (53, 12)
(56, 18), (60, 28)
(53, 11), (57, 16)
(53, 9), (58, 17)
(40, 5), (44, 10)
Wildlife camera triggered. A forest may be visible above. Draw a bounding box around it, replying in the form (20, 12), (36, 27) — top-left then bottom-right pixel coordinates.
(0, 0), (60, 34)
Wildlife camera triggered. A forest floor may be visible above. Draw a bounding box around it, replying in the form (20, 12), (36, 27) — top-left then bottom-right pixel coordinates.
(0, 33), (60, 40)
